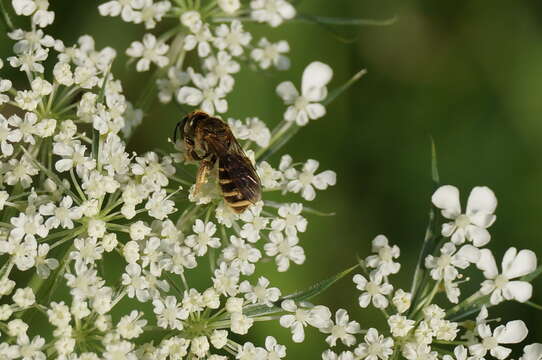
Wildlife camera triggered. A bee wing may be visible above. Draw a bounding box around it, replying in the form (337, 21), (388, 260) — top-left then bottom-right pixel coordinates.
(219, 144), (261, 204)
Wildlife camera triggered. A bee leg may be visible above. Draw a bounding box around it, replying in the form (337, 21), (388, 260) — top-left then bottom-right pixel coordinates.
(194, 155), (217, 195)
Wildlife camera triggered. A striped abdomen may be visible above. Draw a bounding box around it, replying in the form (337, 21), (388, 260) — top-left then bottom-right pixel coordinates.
(218, 167), (252, 213)
(218, 154), (261, 213)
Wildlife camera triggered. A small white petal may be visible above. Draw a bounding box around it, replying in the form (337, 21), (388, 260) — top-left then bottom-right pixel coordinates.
(503, 249), (537, 279)
(496, 320), (528, 344)
(477, 249), (499, 279)
(504, 281), (532, 303)
(466, 186), (497, 216)
(432, 185), (461, 218)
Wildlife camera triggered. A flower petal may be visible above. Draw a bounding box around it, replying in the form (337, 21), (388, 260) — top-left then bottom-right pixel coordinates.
(504, 281), (532, 303)
(276, 81), (299, 103)
(301, 61), (333, 102)
(466, 186), (497, 216)
(495, 320), (528, 344)
(476, 249), (499, 279)
(521, 343), (542, 360)
(503, 249), (537, 279)
(431, 185), (461, 219)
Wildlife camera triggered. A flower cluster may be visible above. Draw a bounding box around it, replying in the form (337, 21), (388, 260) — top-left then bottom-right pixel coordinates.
(319, 185), (541, 360)
(0, 0), (347, 358)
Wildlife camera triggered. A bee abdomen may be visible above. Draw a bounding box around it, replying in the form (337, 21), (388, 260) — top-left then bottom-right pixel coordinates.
(218, 167), (252, 213)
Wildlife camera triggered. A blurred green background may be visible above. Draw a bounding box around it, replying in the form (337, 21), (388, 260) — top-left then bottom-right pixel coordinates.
(2, 0), (542, 357)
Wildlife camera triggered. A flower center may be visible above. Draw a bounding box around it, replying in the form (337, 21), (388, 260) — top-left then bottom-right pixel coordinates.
(483, 336), (498, 350)
(365, 282), (380, 295)
(494, 274), (509, 288)
(455, 214), (470, 228)
(437, 254), (452, 268)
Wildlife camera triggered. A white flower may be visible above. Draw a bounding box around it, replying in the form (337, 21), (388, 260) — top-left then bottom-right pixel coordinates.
(145, 190), (176, 220)
(35, 244), (59, 278)
(432, 185), (497, 247)
(402, 343), (438, 360)
(239, 277), (281, 307)
(236, 342), (266, 358)
(286, 159), (336, 201)
(10, 212), (48, 242)
(218, 0), (240, 14)
(121, 263), (150, 302)
(177, 69), (228, 115)
(265, 336), (286, 359)
(222, 236), (261, 275)
(264, 231), (305, 272)
(126, 34), (169, 71)
(12, 0), (55, 27)
(13, 287), (35, 308)
(71, 237), (104, 265)
(16, 335), (46, 360)
(239, 202), (268, 243)
(250, 0), (296, 27)
(364, 235), (400, 276)
(212, 263), (240, 296)
(443, 346), (468, 360)
(388, 314), (415, 337)
(231, 312), (254, 335)
(0, 114), (22, 156)
(39, 196), (82, 229)
(277, 61), (333, 126)
(184, 23), (213, 58)
(185, 219), (221, 256)
(321, 309), (361, 347)
(214, 20), (252, 57)
(203, 51), (239, 92)
(251, 38), (290, 70)
(354, 328), (394, 360)
(98, 0), (144, 23)
(271, 203), (307, 237)
(477, 247), (537, 304)
(257, 161), (283, 189)
(469, 320), (528, 360)
(140, 0), (170, 29)
(279, 299), (332, 342)
(521, 344), (542, 360)
(8, 47), (48, 73)
(392, 289), (411, 313)
(353, 271), (393, 309)
(425, 242), (479, 281)
(118, 310), (147, 339)
(157, 66), (190, 103)
(152, 296), (188, 330)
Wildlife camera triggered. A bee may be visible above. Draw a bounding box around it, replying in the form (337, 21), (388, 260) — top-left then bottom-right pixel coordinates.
(174, 111), (261, 213)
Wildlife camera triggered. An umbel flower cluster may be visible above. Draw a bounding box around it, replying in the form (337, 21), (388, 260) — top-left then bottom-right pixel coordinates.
(0, 0), (348, 358)
(0, 0), (540, 360)
(319, 184), (542, 360)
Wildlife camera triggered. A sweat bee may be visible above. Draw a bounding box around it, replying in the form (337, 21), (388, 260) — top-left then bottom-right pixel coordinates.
(174, 111), (261, 213)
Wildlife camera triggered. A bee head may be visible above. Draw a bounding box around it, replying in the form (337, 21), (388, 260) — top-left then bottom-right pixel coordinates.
(173, 115), (189, 145)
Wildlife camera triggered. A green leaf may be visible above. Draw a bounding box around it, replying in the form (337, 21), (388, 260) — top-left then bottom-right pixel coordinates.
(243, 264), (359, 318)
(264, 200), (335, 216)
(284, 264), (359, 302)
(521, 265), (542, 282)
(410, 138), (441, 300)
(256, 121), (298, 162)
(0, 0), (15, 31)
(295, 14), (398, 27)
(525, 301), (542, 311)
(323, 69), (367, 106)
(429, 138), (441, 182)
